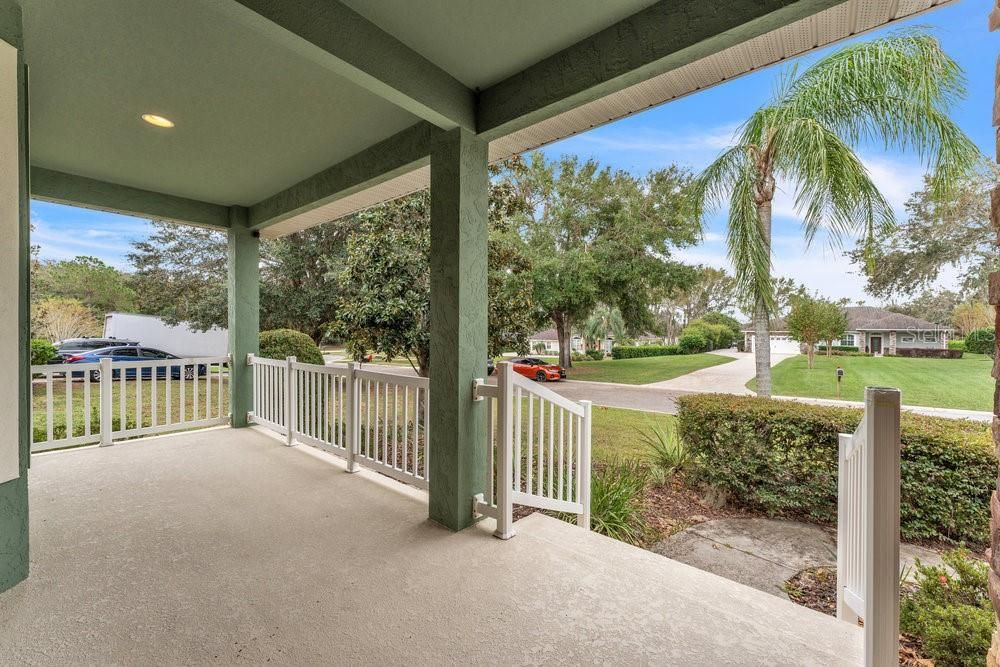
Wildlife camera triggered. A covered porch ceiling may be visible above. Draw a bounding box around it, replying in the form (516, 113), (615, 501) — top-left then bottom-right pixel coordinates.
(22, 0), (953, 238)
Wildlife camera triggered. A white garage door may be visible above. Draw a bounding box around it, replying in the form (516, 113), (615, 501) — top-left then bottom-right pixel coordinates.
(769, 335), (800, 354)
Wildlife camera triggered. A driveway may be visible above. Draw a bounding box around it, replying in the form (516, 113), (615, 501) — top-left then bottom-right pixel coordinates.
(644, 350), (794, 394)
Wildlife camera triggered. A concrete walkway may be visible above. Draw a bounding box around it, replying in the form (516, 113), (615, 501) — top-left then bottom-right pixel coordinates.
(773, 394), (992, 422)
(644, 350), (794, 394)
(652, 518), (944, 599)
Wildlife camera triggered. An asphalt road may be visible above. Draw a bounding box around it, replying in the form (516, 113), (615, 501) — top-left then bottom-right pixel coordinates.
(350, 362), (688, 414)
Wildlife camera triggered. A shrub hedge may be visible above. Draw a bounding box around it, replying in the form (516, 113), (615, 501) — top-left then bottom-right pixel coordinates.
(888, 348), (963, 359)
(611, 344), (680, 359)
(30, 338), (57, 365)
(259, 329), (324, 365)
(965, 328), (995, 356)
(677, 394), (993, 544)
(817, 345), (861, 353)
(948, 339), (966, 351)
(584, 349), (604, 361)
(678, 333), (708, 354)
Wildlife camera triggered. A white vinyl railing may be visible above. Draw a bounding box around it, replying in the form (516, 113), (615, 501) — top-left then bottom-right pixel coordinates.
(248, 356), (430, 489)
(836, 387), (901, 667)
(31, 356), (231, 453)
(473, 362), (592, 539)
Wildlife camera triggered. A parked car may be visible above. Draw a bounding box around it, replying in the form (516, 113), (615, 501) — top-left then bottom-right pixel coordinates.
(63, 346), (207, 381)
(53, 337), (138, 362)
(510, 357), (565, 382)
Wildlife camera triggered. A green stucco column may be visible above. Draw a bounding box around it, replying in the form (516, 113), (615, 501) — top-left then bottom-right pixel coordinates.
(428, 128), (488, 530)
(227, 206), (259, 428)
(0, 0), (29, 594)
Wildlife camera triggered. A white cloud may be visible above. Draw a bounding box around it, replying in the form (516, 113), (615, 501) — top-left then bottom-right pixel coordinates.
(573, 122), (741, 155)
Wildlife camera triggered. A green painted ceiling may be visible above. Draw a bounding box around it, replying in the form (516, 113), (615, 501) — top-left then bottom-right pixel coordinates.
(22, 0), (420, 206)
(340, 0), (659, 90)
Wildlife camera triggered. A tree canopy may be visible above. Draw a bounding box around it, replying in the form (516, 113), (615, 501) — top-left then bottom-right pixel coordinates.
(331, 182), (536, 377)
(849, 170), (996, 302)
(34, 256), (136, 315)
(508, 153), (700, 367)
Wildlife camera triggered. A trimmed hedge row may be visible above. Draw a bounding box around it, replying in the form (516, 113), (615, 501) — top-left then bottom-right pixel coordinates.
(817, 345), (860, 352)
(611, 344), (680, 359)
(677, 394), (993, 544)
(888, 348), (963, 359)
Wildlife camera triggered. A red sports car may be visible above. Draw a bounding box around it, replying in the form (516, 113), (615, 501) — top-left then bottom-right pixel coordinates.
(510, 357), (565, 382)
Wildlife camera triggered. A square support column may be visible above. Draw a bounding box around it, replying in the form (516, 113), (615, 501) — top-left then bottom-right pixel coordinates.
(0, 1), (29, 593)
(227, 206), (259, 428)
(428, 128), (488, 530)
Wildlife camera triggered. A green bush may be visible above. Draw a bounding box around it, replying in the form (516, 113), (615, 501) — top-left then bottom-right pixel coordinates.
(701, 311), (742, 342)
(585, 349), (604, 361)
(30, 338), (57, 365)
(964, 328), (994, 356)
(900, 549), (994, 667)
(948, 339), (966, 351)
(676, 394), (993, 543)
(611, 345), (679, 359)
(682, 320), (734, 349)
(571, 351), (588, 362)
(677, 333), (708, 354)
(259, 329), (324, 365)
(586, 459), (649, 544)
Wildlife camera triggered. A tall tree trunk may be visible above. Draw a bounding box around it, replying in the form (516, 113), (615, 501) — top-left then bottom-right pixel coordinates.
(555, 314), (573, 369)
(752, 198), (774, 397)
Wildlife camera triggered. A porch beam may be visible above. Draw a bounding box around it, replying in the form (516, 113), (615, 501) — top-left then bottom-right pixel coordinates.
(30, 167), (230, 229)
(226, 0), (475, 131)
(227, 207), (259, 428)
(428, 128), (488, 531)
(0, 0), (28, 594)
(248, 121), (434, 231)
(477, 0), (843, 139)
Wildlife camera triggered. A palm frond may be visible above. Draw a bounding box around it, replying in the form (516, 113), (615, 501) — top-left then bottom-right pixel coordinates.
(772, 116), (895, 251)
(779, 28), (981, 196)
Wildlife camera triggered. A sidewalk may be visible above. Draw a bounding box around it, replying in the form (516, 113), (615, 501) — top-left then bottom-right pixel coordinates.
(772, 395), (991, 422)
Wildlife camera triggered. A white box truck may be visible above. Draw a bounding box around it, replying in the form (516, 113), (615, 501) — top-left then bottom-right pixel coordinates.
(104, 312), (228, 358)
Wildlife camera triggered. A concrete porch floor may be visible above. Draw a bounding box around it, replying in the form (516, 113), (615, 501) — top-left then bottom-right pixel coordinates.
(0, 428), (861, 665)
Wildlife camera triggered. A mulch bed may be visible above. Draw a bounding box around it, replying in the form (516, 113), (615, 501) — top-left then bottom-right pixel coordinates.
(785, 566), (931, 666)
(640, 473), (754, 542)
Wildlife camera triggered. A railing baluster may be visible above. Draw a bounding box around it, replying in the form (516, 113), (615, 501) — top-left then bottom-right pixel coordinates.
(64, 371), (73, 441)
(83, 371), (91, 437)
(45, 371), (53, 443)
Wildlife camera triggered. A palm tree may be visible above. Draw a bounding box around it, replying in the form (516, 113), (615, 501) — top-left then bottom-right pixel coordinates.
(583, 304), (627, 351)
(692, 30), (979, 396)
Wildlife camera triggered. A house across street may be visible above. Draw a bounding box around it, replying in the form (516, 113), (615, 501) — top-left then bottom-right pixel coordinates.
(742, 306), (953, 356)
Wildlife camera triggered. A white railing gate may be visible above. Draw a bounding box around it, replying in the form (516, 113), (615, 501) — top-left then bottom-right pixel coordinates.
(473, 361), (592, 539)
(836, 386), (901, 667)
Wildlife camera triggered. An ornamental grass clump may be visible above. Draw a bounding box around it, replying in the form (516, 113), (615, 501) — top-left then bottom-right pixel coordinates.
(638, 422), (692, 475)
(586, 459), (649, 544)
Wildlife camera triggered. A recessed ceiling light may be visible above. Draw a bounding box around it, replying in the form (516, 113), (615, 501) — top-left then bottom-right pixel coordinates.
(141, 113), (175, 128)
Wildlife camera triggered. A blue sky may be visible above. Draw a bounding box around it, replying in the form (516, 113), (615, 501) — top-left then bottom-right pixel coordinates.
(33, 0), (994, 304)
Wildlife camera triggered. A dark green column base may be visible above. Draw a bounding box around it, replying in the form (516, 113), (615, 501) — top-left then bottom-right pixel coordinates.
(0, 474), (28, 593)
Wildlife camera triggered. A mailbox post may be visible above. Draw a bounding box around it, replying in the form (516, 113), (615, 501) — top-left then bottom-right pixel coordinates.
(836, 366), (844, 400)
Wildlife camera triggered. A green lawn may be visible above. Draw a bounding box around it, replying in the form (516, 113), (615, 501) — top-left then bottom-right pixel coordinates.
(560, 353), (734, 385)
(750, 353), (994, 411)
(590, 404), (673, 463)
